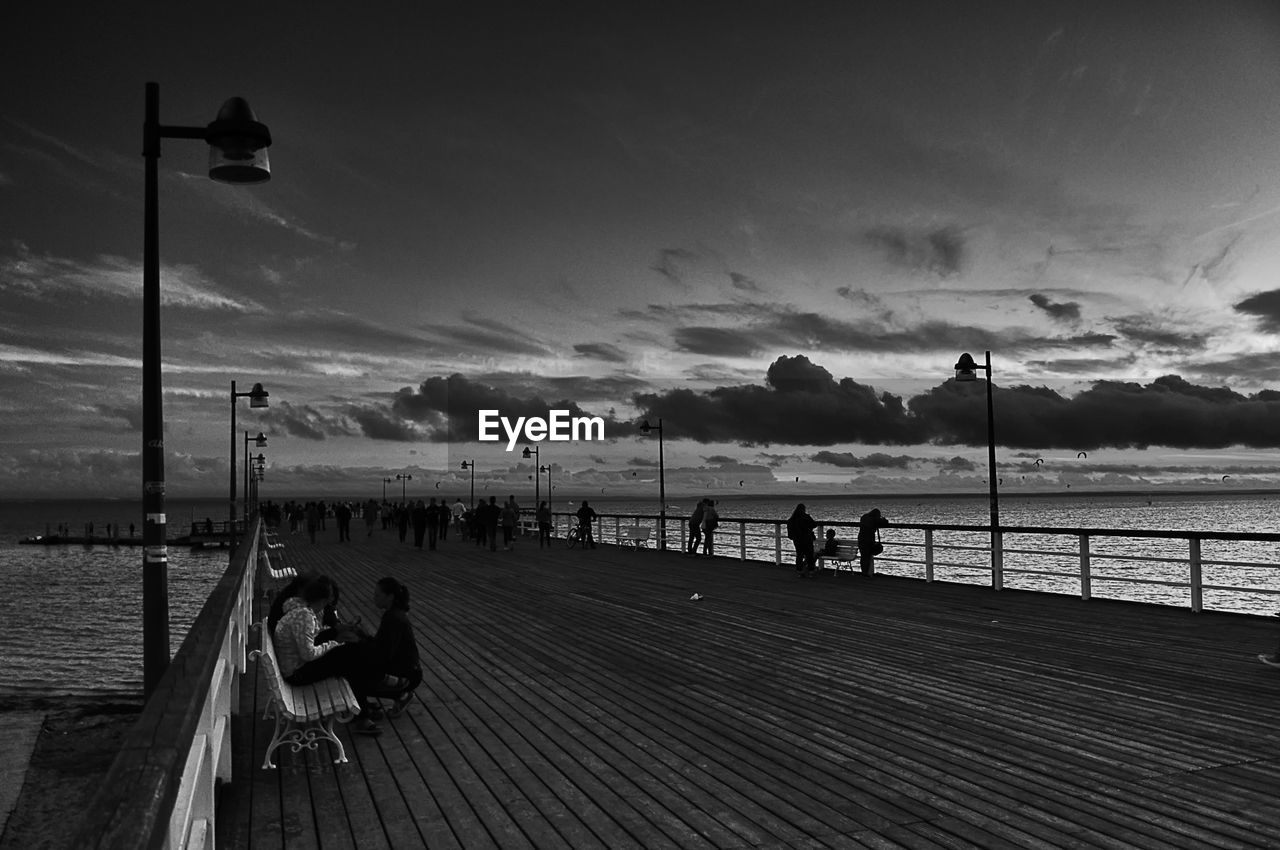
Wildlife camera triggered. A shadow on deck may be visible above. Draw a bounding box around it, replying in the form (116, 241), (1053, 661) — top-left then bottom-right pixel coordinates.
(218, 530), (1280, 849)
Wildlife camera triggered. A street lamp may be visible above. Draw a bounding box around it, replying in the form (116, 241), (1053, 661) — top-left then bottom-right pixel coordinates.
(521, 445), (540, 505)
(460, 460), (475, 506)
(243, 431), (267, 526)
(396, 472), (413, 502)
(639, 419), (667, 549)
(142, 82), (271, 697)
(954, 351), (1001, 588)
(382, 477), (392, 501)
(230, 381), (269, 550)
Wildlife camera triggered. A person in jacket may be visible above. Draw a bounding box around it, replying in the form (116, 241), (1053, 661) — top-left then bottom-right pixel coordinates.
(701, 500), (719, 556)
(687, 500), (705, 556)
(858, 508), (889, 577)
(786, 503), (818, 577)
(536, 500), (553, 548)
(365, 576), (422, 717)
(575, 500), (598, 549)
(273, 575), (381, 734)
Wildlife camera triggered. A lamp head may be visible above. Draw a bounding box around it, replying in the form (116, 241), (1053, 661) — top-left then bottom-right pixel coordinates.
(639, 419), (654, 434)
(521, 446), (534, 459)
(954, 353), (979, 382)
(207, 97), (272, 184)
(248, 382), (269, 408)
(460, 461), (470, 470)
(253, 432), (268, 447)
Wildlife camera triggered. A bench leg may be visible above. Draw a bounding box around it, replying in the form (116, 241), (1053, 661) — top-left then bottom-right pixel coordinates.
(261, 712), (350, 769)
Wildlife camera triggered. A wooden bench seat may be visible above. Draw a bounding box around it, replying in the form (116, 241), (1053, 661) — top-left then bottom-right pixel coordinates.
(815, 541), (857, 572)
(248, 622), (361, 769)
(617, 527), (651, 549)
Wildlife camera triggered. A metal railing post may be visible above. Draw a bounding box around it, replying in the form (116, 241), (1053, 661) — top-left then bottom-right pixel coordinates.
(993, 529), (1004, 590)
(739, 521), (747, 561)
(924, 528), (934, 582)
(774, 522), (782, 566)
(1079, 533), (1091, 601)
(1189, 537), (1203, 613)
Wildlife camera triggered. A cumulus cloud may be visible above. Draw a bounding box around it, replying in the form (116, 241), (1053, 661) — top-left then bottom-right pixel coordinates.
(389, 373), (621, 443)
(812, 451), (912, 469)
(1235, 289), (1280, 332)
(256, 401), (355, 441)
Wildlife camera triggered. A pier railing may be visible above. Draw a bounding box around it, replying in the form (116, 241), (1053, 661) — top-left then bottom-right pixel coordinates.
(75, 521), (259, 849)
(552, 512), (1280, 615)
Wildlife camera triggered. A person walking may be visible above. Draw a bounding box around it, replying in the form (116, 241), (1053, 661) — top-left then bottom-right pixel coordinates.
(411, 500), (428, 549)
(501, 498), (518, 550)
(536, 501), (552, 548)
(858, 508), (889, 577)
(786, 503), (818, 578)
(336, 501), (352, 542)
(701, 499), (719, 557)
(687, 500), (705, 556)
(305, 502), (319, 544)
(483, 496), (501, 551)
(576, 500), (598, 549)
(426, 498), (440, 550)
(363, 499), (379, 537)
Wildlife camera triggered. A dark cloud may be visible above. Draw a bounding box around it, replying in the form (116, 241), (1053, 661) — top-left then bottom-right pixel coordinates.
(256, 401), (354, 441)
(349, 408), (419, 442)
(940, 456), (976, 471)
(93, 403), (140, 432)
(636, 354), (924, 446)
(650, 247), (697, 284)
(638, 354), (1280, 450)
(864, 225), (965, 277)
(728, 272), (762, 292)
(628, 456), (659, 467)
(1028, 293), (1081, 322)
(1234, 289), (1280, 332)
(573, 342), (629, 363)
(390, 373), (620, 442)
(1112, 318), (1207, 351)
(420, 314), (550, 357)
(811, 451), (912, 469)
(673, 327), (763, 357)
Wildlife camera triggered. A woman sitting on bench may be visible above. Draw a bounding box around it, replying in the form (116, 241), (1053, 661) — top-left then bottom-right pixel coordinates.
(274, 575), (382, 735)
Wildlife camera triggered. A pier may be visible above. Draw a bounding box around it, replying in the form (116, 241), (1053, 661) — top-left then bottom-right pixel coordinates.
(79, 523), (1280, 848)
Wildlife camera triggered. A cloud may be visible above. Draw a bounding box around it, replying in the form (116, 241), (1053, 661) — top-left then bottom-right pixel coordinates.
(635, 354), (923, 446)
(864, 225), (965, 277)
(256, 401), (355, 441)
(421, 313), (551, 357)
(674, 327), (762, 357)
(389, 373), (621, 442)
(650, 247), (698, 284)
(1028, 293), (1081, 322)
(1234, 289), (1280, 332)
(349, 407), (420, 442)
(812, 451), (912, 469)
(1112, 317), (1207, 351)
(573, 342), (629, 363)
(728, 271), (762, 292)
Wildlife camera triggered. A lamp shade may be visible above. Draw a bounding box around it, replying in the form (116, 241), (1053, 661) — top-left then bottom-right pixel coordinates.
(207, 97), (272, 184)
(954, 353), (979, 382)
(248, 383), (269, 408)
(253, 432), (268, 447)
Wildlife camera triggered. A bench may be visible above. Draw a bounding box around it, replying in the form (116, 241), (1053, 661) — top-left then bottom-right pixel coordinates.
(816, 542), (858, 572)
(617, 527), (651, 549)
(259, 533), (295, 581)
(248, 622), (362, 769)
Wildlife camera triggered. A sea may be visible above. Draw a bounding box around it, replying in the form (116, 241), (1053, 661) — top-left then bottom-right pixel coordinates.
(2, 491), (1279, 701)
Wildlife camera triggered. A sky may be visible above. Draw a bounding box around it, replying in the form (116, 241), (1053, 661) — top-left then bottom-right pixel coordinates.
(5, 1), (1280, 501)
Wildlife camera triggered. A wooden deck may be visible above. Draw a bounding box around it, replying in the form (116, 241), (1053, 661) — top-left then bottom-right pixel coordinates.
(218, 530), (1280, 849)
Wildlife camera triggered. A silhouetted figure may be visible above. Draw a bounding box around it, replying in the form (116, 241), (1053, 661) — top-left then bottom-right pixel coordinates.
(858, 508), (889, 577)
(786, 503), (818, 577)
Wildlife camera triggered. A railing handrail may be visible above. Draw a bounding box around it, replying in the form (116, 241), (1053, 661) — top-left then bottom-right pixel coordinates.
(546, 509), (1280, 543)
(74, 523), (258, 849)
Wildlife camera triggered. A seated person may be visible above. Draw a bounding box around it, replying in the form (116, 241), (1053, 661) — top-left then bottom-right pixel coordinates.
(822, 528), (840, 556)
(364, 576), (422, 717)
(273, 575), (381, 735)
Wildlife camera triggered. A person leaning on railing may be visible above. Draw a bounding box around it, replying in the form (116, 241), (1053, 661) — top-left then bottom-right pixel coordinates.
(858, 508), (889, 577)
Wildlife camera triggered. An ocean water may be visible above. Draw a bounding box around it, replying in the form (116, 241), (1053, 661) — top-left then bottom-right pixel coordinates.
(2, 492), (1278, 700)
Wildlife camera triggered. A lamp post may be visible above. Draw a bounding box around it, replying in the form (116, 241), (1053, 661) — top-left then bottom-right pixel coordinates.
(521, 445), (540, 505)
(396, 473), (413, 502)
(954, 351), (1001, 588)
(382, 477), (392, 501)
(230, 381), (269, 551)
(243, 431), (267, 526)
(251, 453), (266, 517)
(142, 82), (271, 697)
(460, 460), (475, 507)
(639, 419), (667, 549)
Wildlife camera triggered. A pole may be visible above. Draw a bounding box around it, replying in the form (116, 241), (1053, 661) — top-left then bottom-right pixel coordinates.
(984, 350), (1001, 588)
(657, 419), (666, 550)
(141, 82), (170, 696)
(469, 465), (475, 507)
(229, 380), (238, 550)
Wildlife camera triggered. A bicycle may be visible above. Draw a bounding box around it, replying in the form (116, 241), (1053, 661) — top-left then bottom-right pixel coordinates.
(566, 523), (587, 549)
